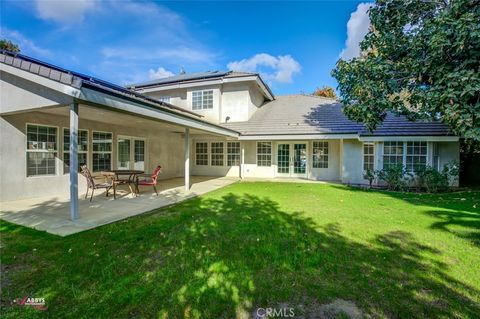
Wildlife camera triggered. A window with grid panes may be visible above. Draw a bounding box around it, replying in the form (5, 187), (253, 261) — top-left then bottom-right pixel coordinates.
(312, 141), (328, 168)
(195, 142), (208, 165)
(26, 124), (57, 176)
(211, 142), (224, 166)
(227, 142), (240, 166)
(257, 142), (272, 166)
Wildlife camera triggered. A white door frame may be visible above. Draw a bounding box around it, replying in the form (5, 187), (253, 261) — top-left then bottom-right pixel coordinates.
(275, 141), (308, 178)
(117, 135), (147, 170)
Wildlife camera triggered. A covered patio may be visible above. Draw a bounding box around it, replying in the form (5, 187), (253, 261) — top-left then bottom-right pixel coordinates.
(1, 52), (240, 235)
(0, 176), (238, 236)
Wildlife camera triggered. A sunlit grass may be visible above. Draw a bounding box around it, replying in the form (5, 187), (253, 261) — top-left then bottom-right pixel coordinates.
(1, 182), (479, 318)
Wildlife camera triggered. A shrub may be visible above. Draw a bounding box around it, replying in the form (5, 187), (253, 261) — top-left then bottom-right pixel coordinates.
(363, 168), (376, 188)
(416, 162), (459, 193)
(376, 164), (410, 191)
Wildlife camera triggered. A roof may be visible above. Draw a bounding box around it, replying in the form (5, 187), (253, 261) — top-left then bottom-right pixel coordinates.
(0, 50), (203, 119)
(0, 50), (240, 136)
(221, 94), (452, 137)
(127, 70), (275, 100)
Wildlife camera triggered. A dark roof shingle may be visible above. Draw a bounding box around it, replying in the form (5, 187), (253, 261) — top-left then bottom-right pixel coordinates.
(222, 94), (452, 136)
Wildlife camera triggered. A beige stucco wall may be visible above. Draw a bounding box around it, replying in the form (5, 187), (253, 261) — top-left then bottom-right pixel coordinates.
(341, 139), (364, 184)
(142, 82), (266, 125)
(0, 110), (186, 201)
(0, 71), (73, 114)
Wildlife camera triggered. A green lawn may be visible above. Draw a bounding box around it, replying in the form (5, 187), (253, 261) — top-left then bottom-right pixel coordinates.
(1, 182), (479, 318)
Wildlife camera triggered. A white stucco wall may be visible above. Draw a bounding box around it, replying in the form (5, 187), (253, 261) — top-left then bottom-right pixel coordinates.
(341, 139), (364, 184)
(0, 71), (74, 114)
(308, 140), (341, 181)
(0, 110), (186, 201)
(142, 82), (266, 125)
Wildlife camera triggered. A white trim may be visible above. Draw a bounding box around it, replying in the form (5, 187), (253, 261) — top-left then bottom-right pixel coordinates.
(210, 141), (225, 166)
(25, 122), (59, 177)
(240, 134), (358, 141)
(62, 127), (89, 174)
(256, 141), (272, 167)
(116, 135), (147, 171)
(359, 136), (459, 142)
(191, 89), (214, 110)
(133, 76), (274, 100)
(91, 130), (113, 172)
(362, 142), (375, 173)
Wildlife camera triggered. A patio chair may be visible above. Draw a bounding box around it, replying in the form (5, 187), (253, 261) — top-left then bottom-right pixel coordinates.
(135, 165), (162, 196)
(80, 165), (113, 202)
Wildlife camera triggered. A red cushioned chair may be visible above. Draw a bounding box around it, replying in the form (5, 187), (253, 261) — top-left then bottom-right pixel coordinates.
(135, 165), (162, 196)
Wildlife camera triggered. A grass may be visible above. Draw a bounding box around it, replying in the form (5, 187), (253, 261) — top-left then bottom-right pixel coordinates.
(1, 182), (479, 318)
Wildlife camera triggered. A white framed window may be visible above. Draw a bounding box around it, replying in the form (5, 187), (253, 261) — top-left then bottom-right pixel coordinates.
(257, 142), (272, 167)
(227, 142), (241, 166)
(192, 90), (213, 110)
(63, 128), (88, 174)
(363, 142), (374, 171)
(26, 124), (58, 176)
(117, 136), (146, 170)
(157, 96), (170, 103)
(211, 142), (224, 166)
(383, 141), (404, 169)
(195, 142), (208, 165)
(312, 141), (328, 168)
(406, 141), (427, 172)
(92, 131), (112, 172)
(383, 141), (428, 172)
(432, 143), (440, 170)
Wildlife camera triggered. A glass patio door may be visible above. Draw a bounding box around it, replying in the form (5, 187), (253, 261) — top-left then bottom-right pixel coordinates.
(292, 143), (307, 176)
(277, 143), (290, 176)
(117, 137), (145, 170)
(276, 142), (307, 177)
(117, 138), (131, 170)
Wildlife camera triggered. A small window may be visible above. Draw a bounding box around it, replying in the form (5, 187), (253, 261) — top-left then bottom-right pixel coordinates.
(406, 141), (427, 172)
(257, 142), (272, 167)
(192, 90), (213, 110)
(157, 96), (170, 103)
(26, 124), (57, 176)
(227, 142), (240, 166)
(363, 142), (374, 171)
(92, 131), (112, 172)
(63, 128), (88, 174)
(312, 141), (328, 168)
(383, 141), (404, 169)
(211, 142), (224, 166)
(195, 142), (208, 165)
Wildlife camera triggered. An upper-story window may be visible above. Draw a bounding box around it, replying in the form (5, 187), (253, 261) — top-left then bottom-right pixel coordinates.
(157, 96), (170, 103)
(192, 90), (213, 110)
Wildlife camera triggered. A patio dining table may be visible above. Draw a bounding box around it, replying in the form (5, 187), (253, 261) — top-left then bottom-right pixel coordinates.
(101, 170), (145, 197)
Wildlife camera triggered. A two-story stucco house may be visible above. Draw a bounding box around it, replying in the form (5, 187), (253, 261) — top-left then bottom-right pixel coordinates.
(0, 51), (459, 225)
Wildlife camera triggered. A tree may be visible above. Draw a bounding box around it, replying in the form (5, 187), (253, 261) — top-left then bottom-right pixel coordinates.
(312, 86), (337, 98)
(0, 39), (20, 53)
(332, 0), (480, 140)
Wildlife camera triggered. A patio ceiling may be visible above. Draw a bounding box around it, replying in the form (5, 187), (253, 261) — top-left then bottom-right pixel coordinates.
(35, 105), (231, 137)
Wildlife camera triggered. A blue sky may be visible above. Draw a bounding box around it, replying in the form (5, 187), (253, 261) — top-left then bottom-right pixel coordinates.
(0, 0), (372, 95)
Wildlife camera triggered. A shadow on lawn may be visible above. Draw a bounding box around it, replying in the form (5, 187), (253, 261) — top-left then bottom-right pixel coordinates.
(1, 193), (480, 318)
(331, 184), (480, 247)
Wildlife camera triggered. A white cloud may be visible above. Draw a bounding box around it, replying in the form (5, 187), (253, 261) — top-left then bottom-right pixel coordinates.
(0, 28), (51, 56)
(35, 0), (97, 24)
(339, 3), (373, 60)
(227, 53), (301, 84)
(148, 67), (174, 80)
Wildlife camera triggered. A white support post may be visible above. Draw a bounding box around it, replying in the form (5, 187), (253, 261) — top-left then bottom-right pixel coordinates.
(240, 144), (245, 179)
(69, 102), (79, 221)
(184, 127), (190, 191)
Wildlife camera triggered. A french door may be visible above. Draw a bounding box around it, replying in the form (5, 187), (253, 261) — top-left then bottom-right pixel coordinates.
(276, 142), (307, 177)
(117, 136), (146, 171)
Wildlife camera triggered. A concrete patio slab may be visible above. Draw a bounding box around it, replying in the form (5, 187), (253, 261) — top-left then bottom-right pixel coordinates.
(0, 176), (238, 236)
